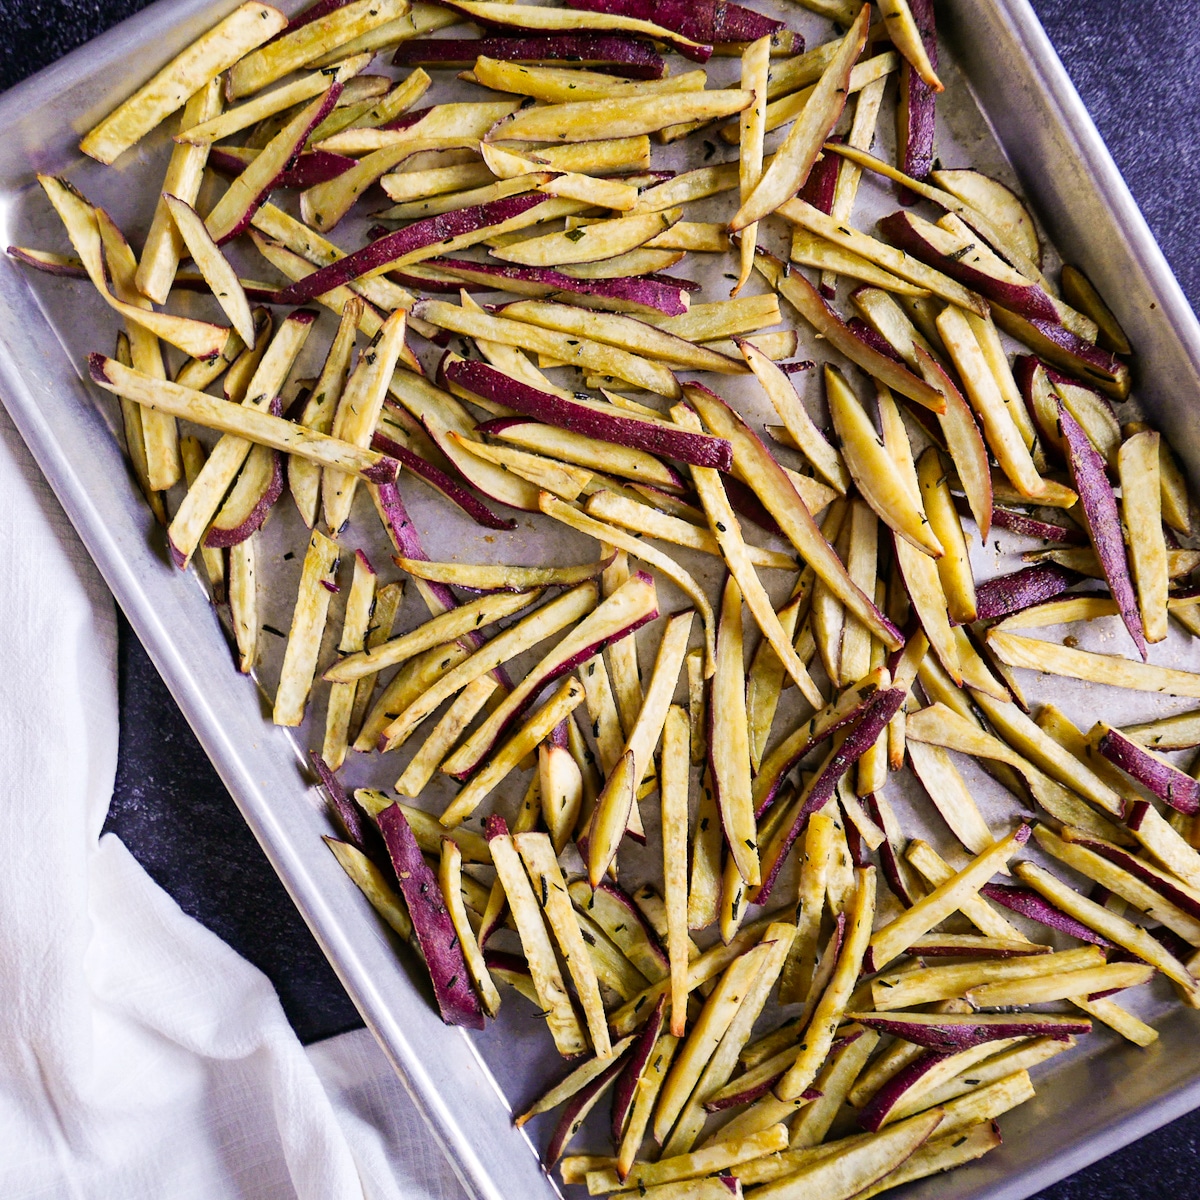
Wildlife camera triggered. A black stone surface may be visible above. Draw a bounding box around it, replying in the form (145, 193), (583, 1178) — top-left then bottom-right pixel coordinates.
(108, 611), (362, 1045)
(1030, 0), (1200, 315)
(4, 0), (1200, 1193)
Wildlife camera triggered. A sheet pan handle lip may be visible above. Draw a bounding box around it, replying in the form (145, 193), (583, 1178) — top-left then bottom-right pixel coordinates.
(957, 0), (1200, 389)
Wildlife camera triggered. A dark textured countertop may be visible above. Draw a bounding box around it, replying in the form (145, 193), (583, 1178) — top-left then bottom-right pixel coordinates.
(3, 1), (1198, 1196)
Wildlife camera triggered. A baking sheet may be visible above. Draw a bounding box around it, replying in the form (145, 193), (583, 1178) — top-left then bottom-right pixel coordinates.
(2, 2), (1200, 1198)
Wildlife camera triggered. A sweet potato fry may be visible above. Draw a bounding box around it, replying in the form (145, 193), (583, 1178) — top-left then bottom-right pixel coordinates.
(380, 584), (597, 751)
(80, 3), (286, 163)
(41, 176), (229, 362)
(756, 251), (946, 413)
(776, 867), (876, 1101)
(228, 0), (408, 98)
(1119, 430), (1169, 644)
(988, 631), (1200, 697)
(488, 821), (587, 1055)
(730, 7), (867, 230)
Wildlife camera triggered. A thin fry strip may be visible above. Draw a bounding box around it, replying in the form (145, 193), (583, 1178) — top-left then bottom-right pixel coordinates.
(1016, 861), (1200, 1003)
(710, 576), (760, 887)
(868, 827), (1031, 972)
(357, 639), (468, 754)
(970, 692), (1125, 815)
(937, 305), (1045, 498)
(162, 311), (313, 563)
(442, 572), (658, 782)
(969, 962), (1152, 1007)
(590, 1125), (789, 1194)
(440, 839), (501, 1018)
(793, 229), (929, 294)
(416, 299), (680, 398)
(825, 142), (1055, 295)
(212, 75), (358, 247)
(41, 175), (229, 361)
(395, 676), (498, 798)
(80, 3), (286, 163)
(747, 601), (806, 771)
(228, 0), (408, 98)
(164, 194), (257, 346)
(733, 34), (772, 294)
(664, 923), (797, 1156)
(988, 631), (1200, 698)
(661, 706), (691, 1038)
(473, 58), (707, 104)
(539, 492), (716, 672)
(478, 775), (541, 947)
(220, 504), (257, 660)
(616, 1032), (679, 1179)
(776, 866), (876, 1100)
(250, 205), (419, 326)
(724, 49), (898, 147)
(872, 946), (1100, 1011)
(788, 1028), (880, 1150)
(588, 612), (693, 884)
(610, 912), (783, 1037)
(675, 399), (823, 706)
(435, 0), (711, 60)
(323, 550), (377, 770)
(1035, 825), (1200, 945)
(756, 250), (946, 413)
(780, 199), (988, 317)
(516, 832), (612, 1057)
(883, 0), (943, 90)
(300, 134), (511, 233)
(578, 652), (627, 778)
(488, 824), (587, 1057)
(585, 489), (796, 571)
(380, 583), (597, 751)
(906, 740), (995, 858)
(498, 298), (742, 375)
(178, 437), (221, 592)
(1120, 430), (1169, 644)
(182, 67), (344, 144)
(652, 941), (777, 1141)
(289, 298), (360, 528)
(517, 1035), (639, 1127)
(489, 91), (752, 144)
(839, 503), (878, 686)
(97, 211), (181, 498)
(731, 7), (868, 230)
(597, 550), (643, 742)
(89, 363), (404, 539)
(323, 308), (408, 532)
(742, 338), (848, 493)
(252, 236), (393, 341)
(442, 677), (586, 827)
(349, 579), (404, 743)
(904, 840), (1027, 942)
(819, 73), (887, 295)
(778, 810), (834, 1006)
(274, 529), (340, 726)
(138, 78), (223, 303)
(326, 836), (413, 942)
(686, 769), (723, 933)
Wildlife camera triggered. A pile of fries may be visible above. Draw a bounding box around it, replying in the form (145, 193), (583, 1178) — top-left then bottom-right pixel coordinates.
(15, 0), (1200, 1193)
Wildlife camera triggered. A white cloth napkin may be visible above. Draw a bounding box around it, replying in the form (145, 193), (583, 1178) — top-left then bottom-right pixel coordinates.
(0, 403), (467, 1200)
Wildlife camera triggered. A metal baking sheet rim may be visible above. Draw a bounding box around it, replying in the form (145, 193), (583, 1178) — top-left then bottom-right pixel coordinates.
(1, 3), (1199, 1199)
